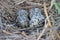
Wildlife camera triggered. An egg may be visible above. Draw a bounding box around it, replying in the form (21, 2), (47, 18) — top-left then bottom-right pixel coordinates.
(16, 9), (29, 28)
(29, 8), (45, 28)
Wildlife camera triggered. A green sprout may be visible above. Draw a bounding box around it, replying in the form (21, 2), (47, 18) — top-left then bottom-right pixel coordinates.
(53, 0), (60, 14)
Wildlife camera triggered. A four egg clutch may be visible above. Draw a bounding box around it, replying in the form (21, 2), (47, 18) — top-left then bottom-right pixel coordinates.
(16, 8), (45, 28)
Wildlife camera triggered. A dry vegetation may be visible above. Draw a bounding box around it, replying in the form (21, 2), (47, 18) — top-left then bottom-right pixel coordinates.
(0, 0), (60, 40)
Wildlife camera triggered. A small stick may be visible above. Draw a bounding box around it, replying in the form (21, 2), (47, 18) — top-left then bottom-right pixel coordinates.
(37, 18), (48, 40)
(26, 1), (42, 6)
(35, 0), (40, 3)
(56, 33), (60, 39)
(49, 0), (53, 10)
(3, 30), (12, 35)
(49, 29), (55, 40)
(14, 0), (26, 6)
(43, 2), (51, 27)
(21, 31), (29, 38)
(37, 25), (48, 40)
(16, 6), (41, 9)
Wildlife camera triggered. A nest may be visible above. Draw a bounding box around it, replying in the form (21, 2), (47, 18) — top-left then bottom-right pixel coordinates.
(0, 0), (60, 40)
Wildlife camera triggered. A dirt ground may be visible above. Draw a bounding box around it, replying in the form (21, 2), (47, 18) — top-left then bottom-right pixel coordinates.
(0, 0), (60, 40)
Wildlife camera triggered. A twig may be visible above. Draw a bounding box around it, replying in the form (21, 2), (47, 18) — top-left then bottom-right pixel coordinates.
(35, 0), (40, 3)
(14, 0), (26, 6)
(49, 0), (54, 10)
(37, 18), (48, 40)
(26, 1), (42, 6)
(21, 31), (29, 38)
(43, 2), (51, 27)
(13, 31), (21, 34)
(16, 6), (41, 9)
(50, 29), (55, 40)
(3, 30), (12, 35)
(37, 25), (48, 40)
(56, 33), (60, 39)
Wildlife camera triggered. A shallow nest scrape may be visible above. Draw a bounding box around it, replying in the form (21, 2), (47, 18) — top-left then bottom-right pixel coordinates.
(0, 0), (60, 40)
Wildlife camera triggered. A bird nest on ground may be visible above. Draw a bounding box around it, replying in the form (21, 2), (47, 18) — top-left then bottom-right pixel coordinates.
(0, 0), (60, 40)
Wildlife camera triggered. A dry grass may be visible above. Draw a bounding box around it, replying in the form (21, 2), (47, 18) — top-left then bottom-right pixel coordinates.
(0, 0), (60, 40)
